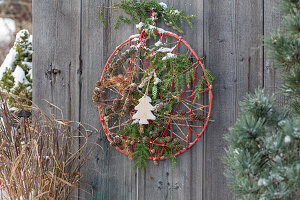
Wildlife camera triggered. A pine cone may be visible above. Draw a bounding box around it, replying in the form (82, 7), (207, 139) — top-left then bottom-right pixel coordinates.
(122, 99), (131, 114)
(110, 141), (117, 147)
(104, 107), (113, 116)
(124, 98), (131, 106)
(150, 131), (156, 137)
(112, 69), (119, 76)
(99, 90), (107, 99)
(196, 114), (205, 121)
(142, 136), (150, 143)
(139, 125), (144, 134)
(92, 95), (101, 103)
(114, 137), (122, 145)
(151, 131), (159, 139)
(159, 137), (165, 144)
(154, 103), (164, 112)
(128, 83), (137, 93)
(95, 81), (102, 87)
(190, 113), (205, 121)
(115, 59), (124, 66)
(109, 113), (118, 120)
(170, 143), (177, 150)
(130, 140), (135, 145)
(155, 138), (162, 144)
(123, 89), (129, 97)
(190, 113), (198, 121)
(175, 144), (183, 151)
(164, 136), (172, 143)
(177, 110), (186, 117)
(158, 126), (165, 133)
(94, 88), (101, 95)
(173, 138), (181, 145)
(166, 142), (172, 149)
(122, 108), (130, 114)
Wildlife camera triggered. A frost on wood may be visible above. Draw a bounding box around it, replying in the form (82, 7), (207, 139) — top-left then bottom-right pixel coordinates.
(132, 95), (156, 124)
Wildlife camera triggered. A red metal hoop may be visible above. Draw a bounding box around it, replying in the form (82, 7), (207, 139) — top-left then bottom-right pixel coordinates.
(97, 31), (213, 160)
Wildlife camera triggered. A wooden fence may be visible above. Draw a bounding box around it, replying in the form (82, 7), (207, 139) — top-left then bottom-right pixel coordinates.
(32, 0), (283, 199)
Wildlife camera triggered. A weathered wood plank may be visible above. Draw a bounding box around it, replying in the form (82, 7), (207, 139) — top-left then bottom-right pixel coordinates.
(203, 1), (235, 199)
(32, 0), (81, 199)
(33, 0), (81, 117)
(264, 0), (281, 96)
(203, 0), (263, 199)
(140, 1), (205, 200)
(78, 0), (105, 198)
(79, 0), (138, 199)
(264, 0), (288, 106)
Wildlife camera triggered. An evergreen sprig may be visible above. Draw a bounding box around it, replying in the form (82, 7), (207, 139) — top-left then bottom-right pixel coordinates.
(224, 0), (300, 199)
(132, 143), (150, 172)
(99, 0), (196, 33)
(193, 69), (214, 103)
(117, 123), (139, 138)
(224, 90), (300, 199)
(264, 0), (300, 108)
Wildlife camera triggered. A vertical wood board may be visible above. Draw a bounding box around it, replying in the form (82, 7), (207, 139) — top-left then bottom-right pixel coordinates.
(32, 0), (81, 198)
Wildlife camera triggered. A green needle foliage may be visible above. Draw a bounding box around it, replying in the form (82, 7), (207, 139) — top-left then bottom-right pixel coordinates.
(99, 0), (196, 33)
(132, 143), (150, 172)
(224, 1), (300, 199)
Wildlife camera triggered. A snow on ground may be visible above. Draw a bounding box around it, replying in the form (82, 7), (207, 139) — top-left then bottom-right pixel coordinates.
(0, 18), (16, 47)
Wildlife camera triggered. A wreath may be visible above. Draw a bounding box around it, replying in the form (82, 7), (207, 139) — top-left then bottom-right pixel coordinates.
(93, 0), (213, 170)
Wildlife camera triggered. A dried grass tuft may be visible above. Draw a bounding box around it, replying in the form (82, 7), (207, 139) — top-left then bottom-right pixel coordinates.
(0, 92), (95, 200)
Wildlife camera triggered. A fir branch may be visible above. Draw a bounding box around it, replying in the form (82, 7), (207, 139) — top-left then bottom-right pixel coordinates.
(132, 143), (150, 172)
(99, 6), (107, 28)
(99, 0), (196, 33)
(225, 0), (300, 198)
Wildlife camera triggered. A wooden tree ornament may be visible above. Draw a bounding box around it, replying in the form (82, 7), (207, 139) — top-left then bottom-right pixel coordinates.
(133, 95), (156, 125)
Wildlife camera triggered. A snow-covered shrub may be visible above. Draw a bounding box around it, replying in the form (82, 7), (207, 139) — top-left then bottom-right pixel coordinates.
(0, 29), (32, 109)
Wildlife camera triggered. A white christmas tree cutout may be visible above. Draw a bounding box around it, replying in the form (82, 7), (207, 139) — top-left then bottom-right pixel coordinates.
(132, 95), (156, 124)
